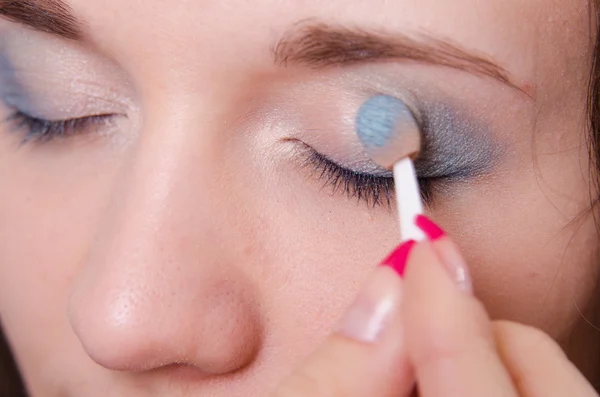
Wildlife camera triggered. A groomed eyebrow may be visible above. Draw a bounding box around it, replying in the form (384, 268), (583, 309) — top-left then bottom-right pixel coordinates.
(0, 6), (525, 95)
(0, 0), (82, 40)
(274, 22), (524, 94)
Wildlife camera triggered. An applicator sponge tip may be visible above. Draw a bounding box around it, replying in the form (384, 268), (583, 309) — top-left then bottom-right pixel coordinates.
(356, 94), (421, 169)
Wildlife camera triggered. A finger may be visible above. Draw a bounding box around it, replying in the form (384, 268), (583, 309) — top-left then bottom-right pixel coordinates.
(272, 241), (417, 397)
(494, 321), (598, 397)
(403, 215), (518, 397)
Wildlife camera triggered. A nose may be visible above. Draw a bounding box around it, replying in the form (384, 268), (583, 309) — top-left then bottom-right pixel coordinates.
(68, 111), (262, 375)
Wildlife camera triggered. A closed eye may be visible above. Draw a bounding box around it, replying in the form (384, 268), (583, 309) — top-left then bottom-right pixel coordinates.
(300, 145), (440, 207)
(6, 109), (116, 143)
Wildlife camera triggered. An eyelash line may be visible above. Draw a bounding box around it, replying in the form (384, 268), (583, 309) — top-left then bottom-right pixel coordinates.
(6, 110), (115, 143)
(303, 148), (396, 208)
(6, 110), (441, 207)
(298, 143), (439, 208)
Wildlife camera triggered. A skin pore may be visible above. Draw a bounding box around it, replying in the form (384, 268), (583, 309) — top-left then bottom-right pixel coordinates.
(0, 0), (599, 396)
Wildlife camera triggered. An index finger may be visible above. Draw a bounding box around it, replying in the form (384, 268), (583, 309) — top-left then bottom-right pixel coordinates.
(273, 243), (417, 397)
(403, 216), (518, 397)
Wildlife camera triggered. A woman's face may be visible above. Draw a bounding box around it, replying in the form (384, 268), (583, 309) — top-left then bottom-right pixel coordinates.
(0, 0), (598, 395)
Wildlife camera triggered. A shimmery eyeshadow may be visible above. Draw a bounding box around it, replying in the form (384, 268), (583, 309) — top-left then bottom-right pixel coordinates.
(415, 100), (500, 179)
(350, 94), (500, 181)
(0, 52), (30, 111)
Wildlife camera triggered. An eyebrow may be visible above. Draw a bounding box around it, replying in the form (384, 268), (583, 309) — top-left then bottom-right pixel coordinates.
(0, 7), (525, 95)
(274, 22), (525, 94)
(0, 0), (82, 40)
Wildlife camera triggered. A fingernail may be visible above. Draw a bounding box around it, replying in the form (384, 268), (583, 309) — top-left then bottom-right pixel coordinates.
(415, 215), (473, 293)
(336, 267), (404, 343)
(415, 215), (445, 240)
(381, 240), (417, 277)
(336, 241), (415, 342)
(440, 244), (473, 293)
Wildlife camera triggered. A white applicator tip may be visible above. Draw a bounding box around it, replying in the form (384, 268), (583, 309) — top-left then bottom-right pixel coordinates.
(355, 94), (425, 242)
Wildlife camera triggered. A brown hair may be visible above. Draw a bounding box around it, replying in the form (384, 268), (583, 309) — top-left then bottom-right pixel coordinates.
(590, 1), (600, 202)
(0, 325), (26, 396)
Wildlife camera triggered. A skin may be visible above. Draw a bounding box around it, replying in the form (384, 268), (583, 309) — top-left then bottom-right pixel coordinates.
(275, 230), (599, 396)
(0, 0), (598, 396)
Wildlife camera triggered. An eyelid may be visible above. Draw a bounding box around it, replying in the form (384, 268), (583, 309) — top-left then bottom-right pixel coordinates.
(296, 142), (395, 208)
(414, 100), (500, 179)
(1, 81), (129, 121)
(338, 158), (393, 177)
(295, 140), (443, 207)
(6, 109), (118, 143)
(287, 138), (390, 175)
(0, 34), (135, 118)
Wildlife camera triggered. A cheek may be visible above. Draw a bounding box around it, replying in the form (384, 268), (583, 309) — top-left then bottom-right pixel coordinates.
(0, 140), (119, 387)
(227, 140), (400, 364)
(0, 125), (403, 384)
(438, 136), (599, 340)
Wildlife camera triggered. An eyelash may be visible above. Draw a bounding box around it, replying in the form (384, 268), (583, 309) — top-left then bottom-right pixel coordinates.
(6, 110), (114, 142)
(6, 110), (439, 207)
(303, 149), (437, 208)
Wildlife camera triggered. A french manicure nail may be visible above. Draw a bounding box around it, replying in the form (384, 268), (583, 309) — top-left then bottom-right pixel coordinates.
(415, 215), (473, 293)
(336, 267), (403, 343)
(336, 242), (414, 342)
(439, 244), (473, 293)
(381, 240), (417, 277)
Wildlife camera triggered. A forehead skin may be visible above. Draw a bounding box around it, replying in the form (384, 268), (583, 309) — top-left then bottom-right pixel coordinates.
(69, 0), (589, 95)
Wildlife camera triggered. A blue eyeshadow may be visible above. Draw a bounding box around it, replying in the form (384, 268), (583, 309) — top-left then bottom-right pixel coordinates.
(355, 94), (415, 150)
(0, 52), (30, 111)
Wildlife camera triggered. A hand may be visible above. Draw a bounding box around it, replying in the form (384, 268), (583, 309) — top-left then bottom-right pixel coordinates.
(272, 215), (598, 397)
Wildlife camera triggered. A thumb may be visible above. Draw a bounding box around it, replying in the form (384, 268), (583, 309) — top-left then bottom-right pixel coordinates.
(272, 241), (417, 397)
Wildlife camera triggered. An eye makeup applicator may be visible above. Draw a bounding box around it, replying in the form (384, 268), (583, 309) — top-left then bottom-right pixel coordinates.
(356, 94), (425, 242)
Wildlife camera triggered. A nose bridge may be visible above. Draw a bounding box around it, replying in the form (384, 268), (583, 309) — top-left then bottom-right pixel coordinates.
(68, 99), (261, 373)
(97, 98), (226, 288)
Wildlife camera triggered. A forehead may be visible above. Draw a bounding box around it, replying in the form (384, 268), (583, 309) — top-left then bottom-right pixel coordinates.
(65, 0), (590, 83)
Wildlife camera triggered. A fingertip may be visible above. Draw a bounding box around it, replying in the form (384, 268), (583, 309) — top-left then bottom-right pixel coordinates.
(336, 266), (404, 343)
(431, 237), (473, 294)
(401, 233), (513, 397)
(275, 262), (416, 397)
(415, 216), (473, 293)
(401, 235), (491, 359)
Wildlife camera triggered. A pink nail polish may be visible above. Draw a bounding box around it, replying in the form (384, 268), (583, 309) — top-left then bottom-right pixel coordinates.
(415, 215), (445, 241)
(381, 240), (417, 277)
